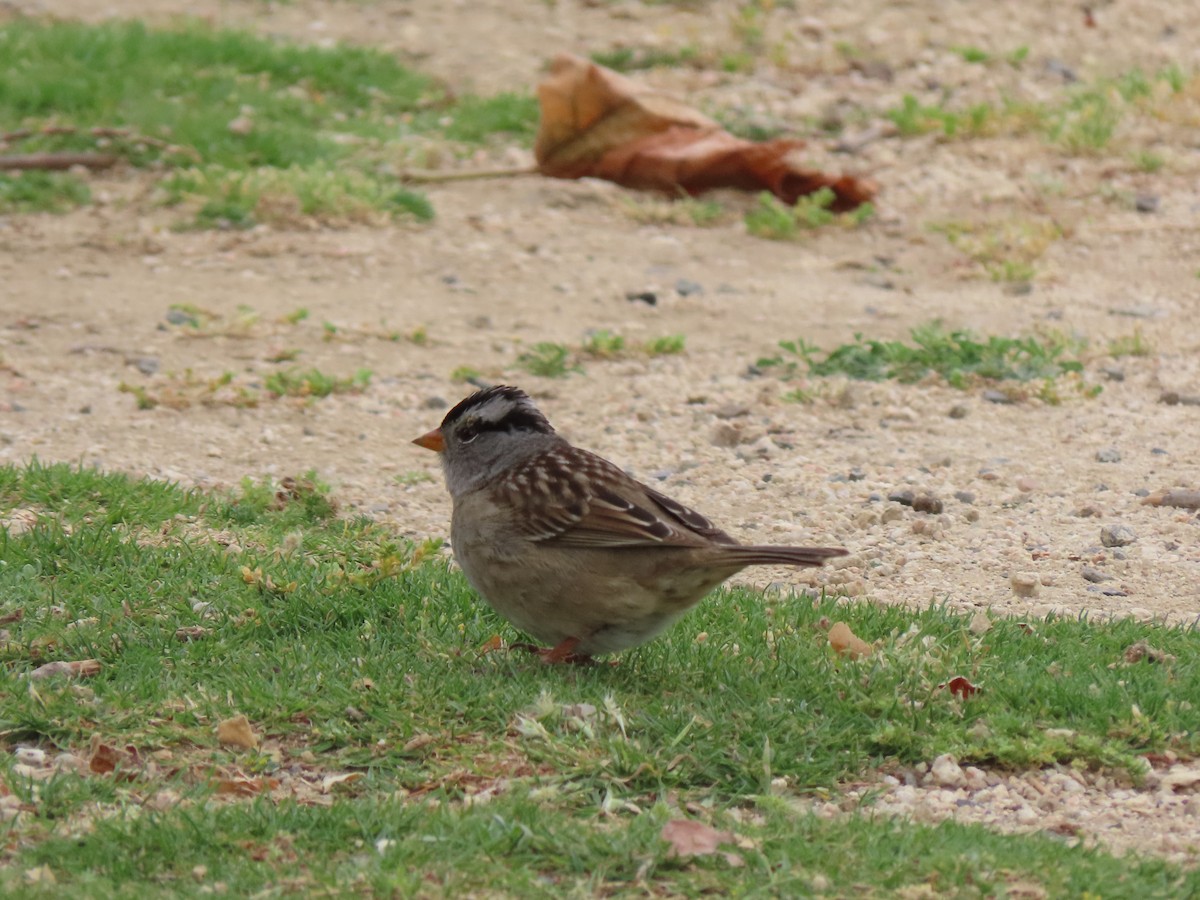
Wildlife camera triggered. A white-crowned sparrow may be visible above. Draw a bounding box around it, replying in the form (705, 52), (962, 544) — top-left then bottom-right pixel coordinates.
(414, 385), (847, 662)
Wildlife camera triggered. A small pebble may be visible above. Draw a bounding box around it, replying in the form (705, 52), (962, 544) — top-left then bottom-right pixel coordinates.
(625, 290), (657, 306)
(1100, 524), (1137, 547)
(1100, 365), (1125, 382)
(912, 494), (944, 514)
(1134, 193), (1160, 214)
(948, 404), (969, 419)
(982, 389), (1012, 404)
(1095, 447), (1122, 463)
(423, 395), (447, 409)
(848, 467), (866, 481)
(954, 490), (975, 504)
(1011, 572), (1040, 597)
(674, 278), (704, 297)
(1081, 565), (1113, 583)
(887, 489), (915, 506)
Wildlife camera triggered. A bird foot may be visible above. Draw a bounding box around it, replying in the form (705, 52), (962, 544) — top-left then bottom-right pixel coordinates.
(509, 637), (598, 666)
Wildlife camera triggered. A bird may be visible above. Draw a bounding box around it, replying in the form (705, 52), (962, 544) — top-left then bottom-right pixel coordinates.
(413, 385), (847, 663)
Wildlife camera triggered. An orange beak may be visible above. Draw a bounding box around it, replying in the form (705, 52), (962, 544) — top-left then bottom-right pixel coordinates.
(412, 428), (446, 452)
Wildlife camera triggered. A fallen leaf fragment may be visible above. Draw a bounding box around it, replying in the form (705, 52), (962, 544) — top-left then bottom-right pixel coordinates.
(477, 634), (504, 655)
(828, 622), (872, 658)
(214, 776), (279, 796)
(29, 658), (100, 680)
(535, 53), (876, 210)
(321, 772), (364, 794)
(88, 741), (123, 775)
(660, 819), (744, 867)
(941, 675), (981, 699)
(1141, 489), (1200, 510)
(402, 733), (436, 753)
(0, 608), (24, 625)
(217, 714), (260, 750)
(1123, 640), (1176, 666)
(175, 625), (210, 641)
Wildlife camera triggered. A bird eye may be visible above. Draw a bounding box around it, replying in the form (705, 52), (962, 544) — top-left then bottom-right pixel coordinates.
(459, 424), (478, 444)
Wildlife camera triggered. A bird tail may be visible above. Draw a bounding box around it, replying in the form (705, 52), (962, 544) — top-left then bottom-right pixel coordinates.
(717, 545), (848, 568)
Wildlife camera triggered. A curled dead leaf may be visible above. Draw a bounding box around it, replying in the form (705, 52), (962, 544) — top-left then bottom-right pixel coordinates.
(217, 714), (260, 750)
(29, 658), (101, 680)
(660, 819), (744, 867)
(175, 625), (210, 641)
(535, 53), (876, 210)
(828, 622), (872, 658)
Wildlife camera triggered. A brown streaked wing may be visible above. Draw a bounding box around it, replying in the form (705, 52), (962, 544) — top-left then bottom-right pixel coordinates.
(500, 446), (710, 548)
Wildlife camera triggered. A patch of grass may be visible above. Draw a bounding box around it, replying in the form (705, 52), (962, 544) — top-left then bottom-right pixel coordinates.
(952, 45), (991, 64)
(1, 462), (1199, 894)
(0, 171), (91, 213)
(450, 365), (482, 383)
(0, 20), (535, 228)
(1107, 327), (1152, 358)
(581, 329), (626, 359)
(516, 342), (579, 378)
(421, 93), (539, 144)
(1132, 150), (1165, 173)
(163, 166), (434, 230)
(931, 217), (1063, 283)
(886, 94), (998, 139)
(645, 334), (686, 356)
(745, 189), (873, 240)
(590, 45), (701, 72)
(119, 370), (260, 410)
(263, 367), (371, 398)
(758, 323), (1089, 391)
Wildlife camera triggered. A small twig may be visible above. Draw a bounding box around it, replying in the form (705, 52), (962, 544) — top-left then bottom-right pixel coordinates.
(0, 153), (119, 171)
(398, 165), (538, 184)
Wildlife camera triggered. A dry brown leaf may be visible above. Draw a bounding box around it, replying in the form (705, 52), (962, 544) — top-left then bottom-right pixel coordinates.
(0, 608), (24, 625)
(29, 658), (101, 680)
(828, 622), (872, 658)
(174, 625), (210, 641)
(88, 741), (123, 775)
(217, 714), (260, 750)
(1141, 489), (1200, 510)
(660, 819), (744, 867)
(535, 53), (876, 210)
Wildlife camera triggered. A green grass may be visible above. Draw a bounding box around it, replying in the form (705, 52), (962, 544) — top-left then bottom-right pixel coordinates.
(0, 171), (91, 213)
(516, 342), (579, 378)
(1, 462), (1199, 895)
(745, 188), (874, 240)
(884, 65), (1194, 154)
(758, 324), (1090, 391)
(0, 20), (538, 225)
(263, 367), (372, 398)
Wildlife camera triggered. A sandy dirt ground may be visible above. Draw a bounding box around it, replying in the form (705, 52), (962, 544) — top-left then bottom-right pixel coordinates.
(2, 0), (1199, 862)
